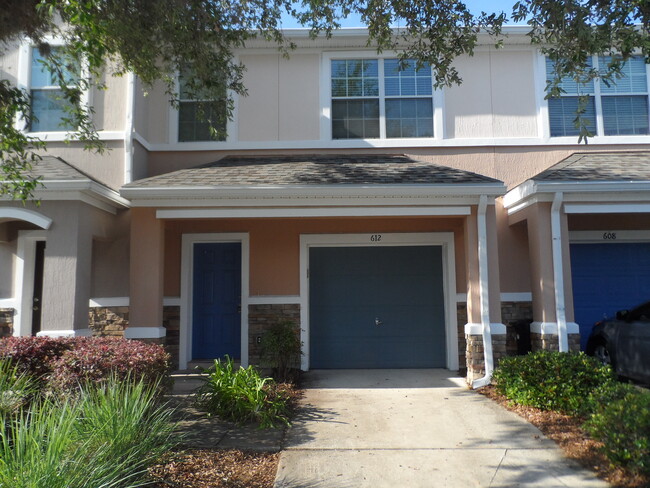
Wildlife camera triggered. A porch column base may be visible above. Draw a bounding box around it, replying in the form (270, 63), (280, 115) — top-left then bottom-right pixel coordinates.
(464, 323), (506, 387)
(123, 326), (166, 339)
(530, 322), (580, 352)
(37, 329), (92, 338)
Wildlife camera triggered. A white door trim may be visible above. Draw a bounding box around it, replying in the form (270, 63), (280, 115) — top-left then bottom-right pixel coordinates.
(14, 230), (47, 337)
(299, 232), (458, 371)
(180, 233), (250, 370)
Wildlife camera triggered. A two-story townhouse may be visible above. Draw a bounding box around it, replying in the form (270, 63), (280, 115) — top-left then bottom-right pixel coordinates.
(1, 27), (649, 386)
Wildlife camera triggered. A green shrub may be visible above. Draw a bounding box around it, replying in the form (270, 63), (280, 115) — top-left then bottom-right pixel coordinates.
(260, 320), (302, 383)
(585, 389), (650, 476)
(492, 350), (615, 416)
(196, 356), (292, 428)
(0, 377), (176, 488)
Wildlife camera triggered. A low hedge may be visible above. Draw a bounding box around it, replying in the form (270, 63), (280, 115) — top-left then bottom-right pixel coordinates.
(493, 350), (650, 479)
(492, 350), (615, 417)
(0, 337), (170, 392)
(585, 389), (650, 476)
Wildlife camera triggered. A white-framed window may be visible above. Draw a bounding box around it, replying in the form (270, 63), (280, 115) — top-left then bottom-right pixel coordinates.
(546, 56), (650, 137)
(177, 71), (226, 142)
(330, 57), (434, 140)
(29, 46), (80, 132)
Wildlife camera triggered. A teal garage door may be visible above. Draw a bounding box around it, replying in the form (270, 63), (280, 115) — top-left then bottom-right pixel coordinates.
(571, 242), (650, 350)
(309, 246), (446, 368)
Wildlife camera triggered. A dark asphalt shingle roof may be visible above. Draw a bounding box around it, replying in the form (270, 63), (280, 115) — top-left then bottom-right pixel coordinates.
(534, 152), (650, 182)
(13, 156), (97, 182)
(124, 155), (500, 188)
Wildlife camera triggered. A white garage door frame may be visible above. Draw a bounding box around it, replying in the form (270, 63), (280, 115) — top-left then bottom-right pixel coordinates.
(299, 232), (458, 371)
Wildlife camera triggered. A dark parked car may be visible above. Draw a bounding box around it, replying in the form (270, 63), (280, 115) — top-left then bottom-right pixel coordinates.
(586, 300), (650, 384)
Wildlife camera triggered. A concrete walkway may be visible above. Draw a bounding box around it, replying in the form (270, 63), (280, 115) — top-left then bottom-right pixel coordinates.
(168, 372), (285, 451)
(274, 370), (609, 488)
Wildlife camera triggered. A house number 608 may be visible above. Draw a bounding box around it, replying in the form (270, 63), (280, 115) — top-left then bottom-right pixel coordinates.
(602, 232), (617, 240)
(370, 234), (382, 242)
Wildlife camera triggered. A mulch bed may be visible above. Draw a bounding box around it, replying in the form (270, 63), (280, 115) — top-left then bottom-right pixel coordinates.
(149, 449), (280, 488)
(478, 385), (649, 488)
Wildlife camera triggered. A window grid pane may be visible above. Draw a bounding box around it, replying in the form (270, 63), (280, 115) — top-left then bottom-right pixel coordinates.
(599, 56), (648, 94)
(602, 95), (649, 135)
(546, 58), (594, 95)
(384, 59), (432, 97)
(385, 99), (433, 138)
(30, 89), (75, 132)
(331, 59), (379, 98)
(178, 101), (226, 142)
(548, 96), (596, 137)
(332, 99), (380, 139)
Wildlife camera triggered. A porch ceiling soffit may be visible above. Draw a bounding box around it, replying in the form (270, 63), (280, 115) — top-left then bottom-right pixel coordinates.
(0, 156), (130, 214)
(120, 155), (505, 212)
(503, 151), (650, 218)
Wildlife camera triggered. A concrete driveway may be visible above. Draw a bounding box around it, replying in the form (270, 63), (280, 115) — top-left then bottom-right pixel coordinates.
(274, 369), (609, 488)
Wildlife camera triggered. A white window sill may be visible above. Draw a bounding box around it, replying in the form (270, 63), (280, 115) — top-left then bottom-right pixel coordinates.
(25, 131), (125, 142)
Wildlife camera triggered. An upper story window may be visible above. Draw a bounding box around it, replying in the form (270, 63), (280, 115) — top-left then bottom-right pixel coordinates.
(29, 47), (79, 132)
(178, 71), (226, 142)
(546, 56), (649, 137)
(331, 58), (433, 139)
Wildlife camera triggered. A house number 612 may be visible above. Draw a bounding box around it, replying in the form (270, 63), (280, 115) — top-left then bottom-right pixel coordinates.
(370, 234), (382, 242)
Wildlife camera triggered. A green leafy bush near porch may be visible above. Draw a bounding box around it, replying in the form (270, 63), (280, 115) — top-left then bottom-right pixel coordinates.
(260, 320), (302, 383)
(492, 350), (615, 417)
(196, 356), (293, 428)
(493, 350), (650, 478)
(0, 336), (171, 392)
(0, 376), (176, 488)
(585, 389), (650, 476)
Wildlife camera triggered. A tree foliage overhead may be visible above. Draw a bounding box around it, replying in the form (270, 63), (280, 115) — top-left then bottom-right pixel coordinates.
(1, 0), (649, 199)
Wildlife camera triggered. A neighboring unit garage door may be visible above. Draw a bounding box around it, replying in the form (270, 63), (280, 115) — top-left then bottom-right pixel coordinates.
(571, 242), (650, 350)
(309, 246), (446, 368)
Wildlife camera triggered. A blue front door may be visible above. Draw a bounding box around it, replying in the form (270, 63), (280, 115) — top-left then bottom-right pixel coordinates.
(192, 242), (242, 359)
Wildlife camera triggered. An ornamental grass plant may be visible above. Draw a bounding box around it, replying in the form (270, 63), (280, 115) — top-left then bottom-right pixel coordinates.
(196, 356), (293, 428)
(0, 375), (177, 488)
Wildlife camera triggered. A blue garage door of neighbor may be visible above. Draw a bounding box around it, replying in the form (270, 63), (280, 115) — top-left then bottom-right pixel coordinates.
(309, 246), (446, 369)
(192, 242), (242, 359)
(571, 242), (650, 350)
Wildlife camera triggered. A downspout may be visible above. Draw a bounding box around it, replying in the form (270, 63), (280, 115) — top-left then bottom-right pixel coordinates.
(123, 72), (135, 184)
(551, 192), (569, 352)
(472, 195), (494, 389)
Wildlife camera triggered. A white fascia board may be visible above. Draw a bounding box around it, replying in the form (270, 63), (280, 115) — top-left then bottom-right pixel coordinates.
(504, 180), (650, 214)
(564, 203), (650, 214)
(28, 180), (131, 211)
(121, 183), (506, 204)
(156, 206), (472, 219)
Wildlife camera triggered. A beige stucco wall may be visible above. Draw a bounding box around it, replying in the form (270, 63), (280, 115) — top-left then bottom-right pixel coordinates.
(238, 54), (281, 141)
(90, 210), (130, 298)
(444, 49), (538, 139)
(91, 66), (127, 132)
(160, 217), (467, 298)
(0, 240), (17, 298)
(236, 53), (321, 142)
(0, 41), (20, 85)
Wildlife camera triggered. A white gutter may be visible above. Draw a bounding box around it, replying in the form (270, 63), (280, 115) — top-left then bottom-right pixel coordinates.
(123, 72), (135, 184)
(551, 192), (569, 352)
(472, 195), (494, 389)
